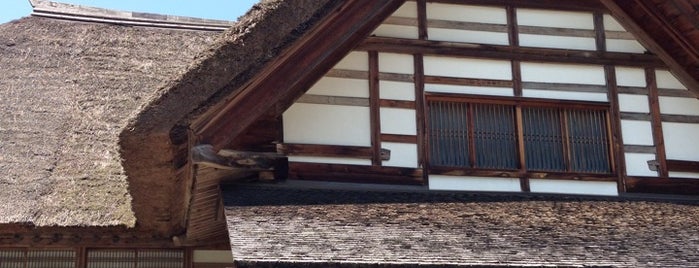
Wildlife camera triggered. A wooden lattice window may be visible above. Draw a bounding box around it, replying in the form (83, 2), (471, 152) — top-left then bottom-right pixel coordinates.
(0, 248), (76, 268)
(428, 96), (613, 174)
(87, 249), (184, 268)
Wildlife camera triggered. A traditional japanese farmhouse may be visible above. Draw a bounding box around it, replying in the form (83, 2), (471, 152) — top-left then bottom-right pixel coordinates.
(1, 0), (699, 267)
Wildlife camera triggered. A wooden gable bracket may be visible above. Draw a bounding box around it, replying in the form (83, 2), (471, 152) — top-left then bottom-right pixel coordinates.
(192, 144), (288, 181)
(192, 0), (406, 151)
(601, 0), (699, 95)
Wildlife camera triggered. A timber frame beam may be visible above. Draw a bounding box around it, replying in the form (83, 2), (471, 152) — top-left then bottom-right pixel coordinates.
(193, 0), (406, 151)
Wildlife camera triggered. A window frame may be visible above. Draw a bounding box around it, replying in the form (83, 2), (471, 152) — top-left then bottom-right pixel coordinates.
(425, 93), (617, 181)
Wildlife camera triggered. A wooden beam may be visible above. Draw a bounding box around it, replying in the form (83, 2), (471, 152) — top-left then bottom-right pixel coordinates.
(625, 176), (699, 195)
(429, 0), (607, 12)
(605, 65), (627, 193)
(369, 51), (382, 166)
(358, 37), (666, 67)
(429, 167), (618, 182)
(195, 0), (406, 150)
(289, 162), (424, 185)
(192, 145), (286, 171)
(277, 143), (390, 161)
(646, 68), (668, 178)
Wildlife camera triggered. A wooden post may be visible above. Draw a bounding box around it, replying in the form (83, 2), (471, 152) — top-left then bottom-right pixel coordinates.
(646, 68), (668, 178)
(369, 51), (382, 166)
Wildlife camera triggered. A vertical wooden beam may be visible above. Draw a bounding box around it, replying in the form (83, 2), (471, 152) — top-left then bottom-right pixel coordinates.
(184, 248), (193, 268)
(593, 12), (606, 52)
(646, 67), (668, 178)
(369, 51), (382, 166)
(605, 65), (627, 193)
(560, 110), (572, 172)
(414, 54), (428, 184)
(417, 0), (428, 40)
(467, 105), (477, 168)
(515, 106), (530, 192)
(506, 6), (519, 47)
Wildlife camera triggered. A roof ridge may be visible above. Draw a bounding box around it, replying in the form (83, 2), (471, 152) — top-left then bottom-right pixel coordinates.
(29, 0), (235, 31)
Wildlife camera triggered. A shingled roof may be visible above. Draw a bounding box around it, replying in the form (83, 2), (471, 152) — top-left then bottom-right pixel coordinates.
(224, 184), (699, 268)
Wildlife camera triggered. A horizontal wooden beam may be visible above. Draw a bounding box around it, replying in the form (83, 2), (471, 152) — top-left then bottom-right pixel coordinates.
(430, 167), (617, 182)
(358, 37), (665, 67)
(381, 134), (418, 144)
(425, 76), (513, 88)
(649, 159), (699, 173)
(192, 145), (286, 170)
(427, 0), (607, 12)
(297, 94), (369, 107)
(289, 162), (424, 185)
(626, 176), (699, 195)
(277, 143), (390, 161)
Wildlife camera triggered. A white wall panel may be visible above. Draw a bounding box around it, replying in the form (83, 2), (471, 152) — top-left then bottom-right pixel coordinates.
(289, 156), (372, 166)
(517, 9), (594, 29)
(380, 81), (415, 101)
(655, 70), (687, 89)
(522, 89), (608, 102)
(382, 142), (418, 168)
(618, 94), (649, 113)
(621, 120), (654, 146)
(603, 14), (626, 31)
(373, 24), (419, 39)
(379, 53), (414, 74)
(659, 97), (699, 116)
(283, 103), (370, 146)
(307, 77), (369, 98)
(607, 39), (647, 54)
(425, 56), (512, 80)
(519, 35), (596, 51)
(663, 122), (699, 161)
(380, 108), (417, 135)
(521, 62), (605, 85)
(393, 1), (418, 18)
(429, 175), (521, 192)
(427, 4), (507, 24)
(425, 84), (514, 97)
(429, 29), (510, 45)
(529, 179), (618, 196)
(334, 51), (368, 71)
(615, 67), (646, 87)
(625, 153), (657, 177)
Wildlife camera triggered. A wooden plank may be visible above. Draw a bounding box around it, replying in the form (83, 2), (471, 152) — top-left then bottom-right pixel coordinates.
(426, 92), (610, 110)
(425, 76), (513, 88)
(521, 82), (608, 93)
(194, 0), (406, 150)
(379, 72), (415, 82)
(417, 0), (427, 40)
(297, 94), (369, 107)
(383, 16), (418, 26)
(414, 53), (428, 182)
(620, 112), (651, 121)
(647, 68), (668, 178)
(358, 37), (666, 67)
(429, 167), (618, 182)
(624, 145), (656, 154)
(325, 69), (369, 80)
(369, 51), (382, 166)
(617, 86), (648, 95)
(430, 0), (607, 12)
(666, 159), (699, 173)
(594, 12), (607, 52)
(289, 162), (424, 185)
(625, 176), (699, 195)
(277, 143), (390, 161)
(380, 99), (416, 109)
(658, 88), (694, 98)
(515, 107), (530, 192)
(660, 114), (699, 124)
(428, 19), (508, 33)
(605, 65), (627, 193)
(381, 134), (418, 143)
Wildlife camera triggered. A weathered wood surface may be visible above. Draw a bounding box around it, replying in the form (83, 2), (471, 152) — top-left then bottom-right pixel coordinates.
(289, 162), (424, 185)
(277, 143), (390, 161)
(626, 176), (699, 195)
(192, 144), (286, 170)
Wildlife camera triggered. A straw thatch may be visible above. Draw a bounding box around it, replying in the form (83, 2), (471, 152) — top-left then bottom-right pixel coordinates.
(0, 16), (218, 227)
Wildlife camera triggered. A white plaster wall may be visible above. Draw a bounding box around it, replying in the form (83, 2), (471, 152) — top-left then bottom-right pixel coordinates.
(522, 89), (608, 102)
(656, 70), (687, 89)
(603, 14), (626, 31)
(393, 1), (418, 18)
(625, 153), (657, 177)
(283, 103), (371, 146)
(663, 122), (699, 161)
(521, 62), (606, 85)
(429, 29), (510, 45)
(519, 35), (596, 51)
(373, 24), (419, 39)
(380, 108), (417, 135)
(307, 77), (369, 98)
(615, 67), (646, 87)
(429, 175), (521, 192)
(621, 120), (654, 146)
(424, 56), (512, 80)
(618, 94), (649, 113)
(427, 4), (507, 24)
(334, 51), (368, 71)
(193, 250), (234, 263)
(289, 156), (372, 166)
(517, 9), (594, 29)
(380, 81), (415, 101)
(659, 97), (699, 116)
(425, 84), (514, 97)
(379, 53), (414, 74)
(607, 39), (647, 54)
(382, 142), (418, 168)
(529, 179), (618, 196)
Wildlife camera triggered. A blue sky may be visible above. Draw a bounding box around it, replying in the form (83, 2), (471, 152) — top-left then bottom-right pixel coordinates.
(0, 0), (259, 24)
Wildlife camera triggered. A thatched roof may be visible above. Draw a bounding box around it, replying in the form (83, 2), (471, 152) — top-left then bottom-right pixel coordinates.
(0, 15), (218, 227)
(225, 184), (699, 267)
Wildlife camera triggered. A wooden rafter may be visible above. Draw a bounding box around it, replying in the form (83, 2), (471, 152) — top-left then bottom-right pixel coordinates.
(194, 0), (406, 151)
